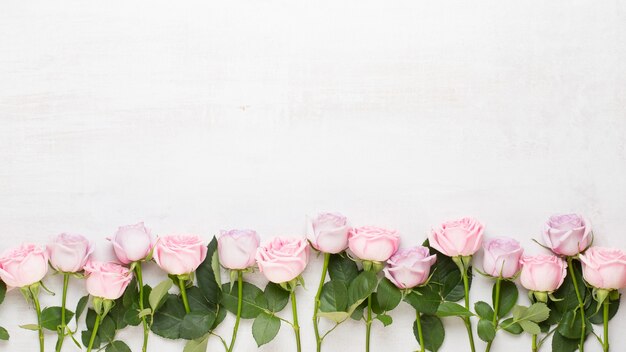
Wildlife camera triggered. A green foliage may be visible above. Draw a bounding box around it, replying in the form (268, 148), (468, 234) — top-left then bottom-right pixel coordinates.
(252, 312), (281, 346)
(413, 314), (444, 352)
(41, 306), (75, 331)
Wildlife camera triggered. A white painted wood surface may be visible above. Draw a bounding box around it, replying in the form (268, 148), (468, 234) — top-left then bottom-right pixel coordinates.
(1, 1), (625, 351)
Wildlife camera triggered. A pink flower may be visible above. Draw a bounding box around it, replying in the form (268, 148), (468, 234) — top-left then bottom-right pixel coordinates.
(348, 226), (400, 262)
(108, 222), (154, 264)
(542, 214), (591, 256)
(256, 237), (309, 283)
(520, 254), (567, 292)
(218, 229), (260, 270)
(153, 234), (208, 275)
(84, 261), (133, 300)
(48, 233), (94, 273)
(0, 243), (49, 288)
(309, 212), (351, 254)
(383, 246), (436, 289)
(429, 217), (484, 257)
(482, 237), (523, 278)
(579, 247), (626, 290)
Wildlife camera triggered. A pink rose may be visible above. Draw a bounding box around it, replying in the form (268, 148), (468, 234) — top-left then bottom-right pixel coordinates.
(542, 214), (591, 256)
(0, 243), (49, 288)
(153, 234), (208, 275)
(383, 246), (436, 289)
(348, 226), (400, 262)
(309, 212), (351, 254)
(520, 254), (567, 292)
(84, 261), (133, 300)
(108, 222), (154, 264)
(482, 237), (523, 278)
(256, 237), (309, 283)
(429, 217), (484, 257)
(579, 247), (626, 290)
(218, 229), (260, 270)
(48, 233), (94, 273)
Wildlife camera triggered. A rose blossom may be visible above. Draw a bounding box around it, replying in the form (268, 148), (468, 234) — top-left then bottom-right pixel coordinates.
(579, 247), (626, 290)
(218, 229), (260, 270)
(108, 222), (154, 264)
(84, 261), (133, 300)
(256, 237), (309, 283)
(348, 226), (400, 262)
(429, 217), (484, 257)
(383, 246), (436, 289)
(153, 234), (208, 275)
(48, 233), (94, 273)
(519, 254), (567, 292)
(309, 212), (351, 254)
(542, 214), (591, 256)
(482, 237), (523, 278)
(0, 243), (49, 288)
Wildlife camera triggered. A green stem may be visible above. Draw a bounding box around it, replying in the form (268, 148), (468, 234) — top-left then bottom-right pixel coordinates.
(291, 290), (302, 352)
(365, 295), (372, 352)
(485, 278), (502, 352)
(179, 277), (190, 313)
(32, 291), (45, 352)
(86, 314), (102, 352)
(567, 257), (586, 352)
(532, 334), (537, 352)
(603, 298), (609, 352)
(56, 273), (70, 352)
(227, 271), (243, 352)
(313, 253), (330, 352)
(461, 268), (476, 352)
(415, 311), (425, 352)
(134, 263), (149, 352)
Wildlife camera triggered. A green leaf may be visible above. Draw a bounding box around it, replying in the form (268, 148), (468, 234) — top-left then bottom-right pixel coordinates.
(186, 287), (214, 314)
(105, 340), (132, 352)
(552, 260), (587, 314)
(347, 271), (378, 306)
(423, 240), (471, 302)
(151, 294), (187, 339)
(180, 311), (215, 340)
(81, 330), (100, 348)
(521, 303), (550, 323)
(474, 301), (494, 321)
(221, 282), (267, 319)
(376, 278), (402, 312)
(41, 306), (75, 331)
(122, 278), (139, 308)
(376, 314), (392, 326)
(328, 253), (359, 283)
(19, 324), (40, 331)
(98, 315), (116, 344)
(588, 295), (620, 324)
(0, 326), (8, 340)
(319, 281), (348, 313)
(197, 237), (222, 305)
(477, 318), (496, 342)
(75, 295), (89, 321)
(436, 302), (474, 318)
(108, 299), (128, 330)
(137, 308), (152, 318)
(264, 283), (290, 312)
(0, 281), (6, 305)
(413, 314), (444, 352)
(494, 280), (518, 317)
(150, 279), (173, 311)
(557, 310), (592, 339)
(552, 330), (579, 352)
(318, 311), (351, 323)
(252, 312), (281, 346)
(501, 318), (523, 334)
(213, 305), (227, 329)
(511, 305), (526, 320)
(184, 334), (210, 352)
(404, 285), (441, 315)
(519, 320), (541, 335)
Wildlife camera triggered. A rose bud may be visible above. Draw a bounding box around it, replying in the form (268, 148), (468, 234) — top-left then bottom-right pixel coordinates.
(579, 247), (626, 290)
(48, 233), (94, 273)
(153, 234), (208, 275)
(348, 226), (400, 262)
(0, 243), (49, 288)
(256, 237), (309, 284)
(383, 246), (436, 289)
(482, 237), (523, 278)
(429, 217), (484, 257)
(108, 222), (154, 264)
(218, 229), (260, 270)
(309, 212), (351, 254)
(542, 214), (591, 256)
(84, 261), (133, 300)
(520, 254), (567, 293)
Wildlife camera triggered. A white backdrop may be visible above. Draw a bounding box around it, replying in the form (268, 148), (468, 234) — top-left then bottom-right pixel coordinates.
(1, 1), (626, 351)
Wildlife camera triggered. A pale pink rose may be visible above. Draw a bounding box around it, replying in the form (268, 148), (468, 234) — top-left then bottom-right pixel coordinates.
(0, 243), (49, 289)
(542, 214), (591, 256)
(108, 222), (154, 264)
(579, 247), (626, 290)
(256, 237), (309, 283)
(153, 235), (208, 275)
(429, 217), (484, 257)
(84, 261), (132, 300)
(383, 246), (436, 289)
(348, 226), (400, 262)
(309, 212), (351, 254)
(520, 254), (567, 292)
(48, 233), (94, 273)
(218, 229), (260, 270)
(482, 237), (523, 278)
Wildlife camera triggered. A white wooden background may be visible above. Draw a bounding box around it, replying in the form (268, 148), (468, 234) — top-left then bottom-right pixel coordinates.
(1, 1), (625, 351)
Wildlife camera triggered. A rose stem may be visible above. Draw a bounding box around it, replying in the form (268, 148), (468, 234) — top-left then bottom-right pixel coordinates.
(567, 257), (586, 352)
(56, 273), (70, 352)
(532, 334), (538, 352)
(365, 295), (372, 352)
(227, 271), (243, 352)
(603, 298), (610, 352)
(313, 253), (330, 352)
(485, 277), (502, 352)
(415, 311), (425, 352)
(178, 277), (191, 313)
(32, 287), (45, 352)
(134, 262), (149, 352)
(461, 267), (477, 352)
(86, 313), (101, 352)
(291, 289), (302, 352)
